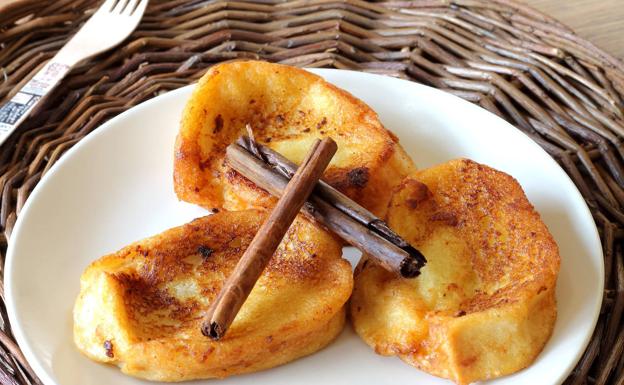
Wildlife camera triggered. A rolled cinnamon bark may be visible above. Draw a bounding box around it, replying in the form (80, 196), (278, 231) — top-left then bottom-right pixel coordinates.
(226, 140), (426, 278)
(201, 138), (337, 340)
(237, 136), (426, 264)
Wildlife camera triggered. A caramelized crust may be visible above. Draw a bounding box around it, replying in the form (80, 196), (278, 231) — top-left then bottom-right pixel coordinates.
(350, 159), (560, 384)
(74, 210), (353, 381)
(174, 60), (415, 217)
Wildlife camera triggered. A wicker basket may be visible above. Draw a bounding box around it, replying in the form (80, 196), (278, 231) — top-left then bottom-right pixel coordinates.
(0, 0), (623, 384)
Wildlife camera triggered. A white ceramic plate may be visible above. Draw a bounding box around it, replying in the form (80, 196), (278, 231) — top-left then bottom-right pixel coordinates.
(6, 69), (603, 385)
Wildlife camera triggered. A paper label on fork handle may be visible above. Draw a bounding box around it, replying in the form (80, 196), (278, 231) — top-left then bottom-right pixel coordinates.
(0, 62), (71, 145)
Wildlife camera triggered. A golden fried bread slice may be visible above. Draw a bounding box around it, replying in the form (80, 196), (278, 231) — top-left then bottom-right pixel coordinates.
(74, 210), (353, 381)
(174, 60), (415, 217)
(350, 159), (560, 385)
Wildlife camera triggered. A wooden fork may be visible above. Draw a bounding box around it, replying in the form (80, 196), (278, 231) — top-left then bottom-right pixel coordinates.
(0, 0), (148, 146)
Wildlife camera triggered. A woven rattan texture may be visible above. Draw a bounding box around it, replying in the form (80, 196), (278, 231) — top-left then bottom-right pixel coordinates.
(1, 0), (623, 384)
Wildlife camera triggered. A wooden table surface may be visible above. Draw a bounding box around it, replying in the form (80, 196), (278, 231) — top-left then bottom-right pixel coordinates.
(522, 0), (623, 61)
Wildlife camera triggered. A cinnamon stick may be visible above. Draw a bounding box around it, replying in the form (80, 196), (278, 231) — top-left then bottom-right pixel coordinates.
(227, 139), (427, 278)
(201, 138), (337, 340)
(237, 136), (425, 261)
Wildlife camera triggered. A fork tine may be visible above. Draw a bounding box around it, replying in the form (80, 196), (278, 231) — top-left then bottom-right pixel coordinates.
(130, 0), (148, 17)
(94, 0), (117, 14)
(122, 0), (139, 15)
(111, 0), (128, 14)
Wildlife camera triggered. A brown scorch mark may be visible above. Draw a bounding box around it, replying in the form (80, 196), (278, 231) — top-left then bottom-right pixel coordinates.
(199, 159), (210, 171)
(430, 211), (459, 226)
(197, 245), (214, 259)
(104, 340), (114, 358)
(406, 181), (431, 209)
(316, 117), (327, 129)
(213, 115), (223, 133)
(347, 167), (369, 188)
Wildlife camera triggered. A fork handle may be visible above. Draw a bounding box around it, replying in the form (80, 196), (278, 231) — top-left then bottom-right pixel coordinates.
(0, 59), (72, 146)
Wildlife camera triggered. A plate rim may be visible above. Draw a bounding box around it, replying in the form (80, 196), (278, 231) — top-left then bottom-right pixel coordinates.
(5, 68), (604, 385)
